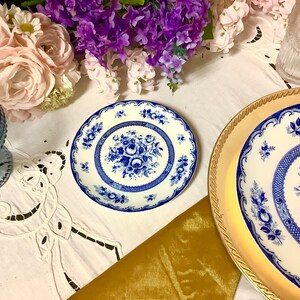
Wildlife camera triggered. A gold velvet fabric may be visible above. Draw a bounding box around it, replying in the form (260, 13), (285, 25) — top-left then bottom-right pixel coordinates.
(69, 196), (240, 299)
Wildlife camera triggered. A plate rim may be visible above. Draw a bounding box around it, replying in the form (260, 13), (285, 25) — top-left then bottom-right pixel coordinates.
(208, 88), (300, 300)
(70, 99), (198, 212)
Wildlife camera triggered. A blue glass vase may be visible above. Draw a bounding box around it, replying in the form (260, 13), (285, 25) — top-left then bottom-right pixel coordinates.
(0, 106), (12, 187)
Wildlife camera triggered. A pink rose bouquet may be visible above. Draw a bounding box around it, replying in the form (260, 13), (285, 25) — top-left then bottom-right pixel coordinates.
(0, 3), (81, 122)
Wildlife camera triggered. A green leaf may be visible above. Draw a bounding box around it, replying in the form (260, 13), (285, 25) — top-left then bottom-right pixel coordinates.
(172, 45), (186, 58)
(167, 81), (179, 93)
(202, 9), (214, 41)
(144, 0), (160, 9)
(120, 0), (145, 5)
(21, 0), (45, 7)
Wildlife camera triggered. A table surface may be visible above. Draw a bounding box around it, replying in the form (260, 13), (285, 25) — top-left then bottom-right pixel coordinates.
(0, 11), (295, 300)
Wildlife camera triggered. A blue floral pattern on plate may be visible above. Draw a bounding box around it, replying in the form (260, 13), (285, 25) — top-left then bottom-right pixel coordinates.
(145, 194), (157, 201)
(259, 141), (275, 161)
(250, 181), (283, 245)
(170, 156), (188, 186)
(237, 104), (300, 288)
(294, 185), (300, 196)
(94, 185), (128, 204)
(115, 110), (126, 118)
(105, 130), (163, 179)
(70, 100), (197, 212)
(82, 123), (103, 149)
(80, 162), (89, 173)
(177, 134), (185, 144)
(287, 117), (300, 136)
(140, 108), (169, 124)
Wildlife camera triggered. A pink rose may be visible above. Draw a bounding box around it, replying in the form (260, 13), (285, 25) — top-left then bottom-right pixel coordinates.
(12, 33), (35, 48)
(36, 24), (74, 75)
(0, 46), (55, 111)
(0, 16), (14, 46)
(4, 107), (45, 122)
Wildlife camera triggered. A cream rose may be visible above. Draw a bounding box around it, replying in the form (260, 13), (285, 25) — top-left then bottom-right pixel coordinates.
(0, 16), (14, 46)
(36, 23), (74, 75)
(4, 107), (45, 122)
(0, 46), (55, 111)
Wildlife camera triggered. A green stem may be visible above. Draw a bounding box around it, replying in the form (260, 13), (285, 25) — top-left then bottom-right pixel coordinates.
(21, 0), (45, 7)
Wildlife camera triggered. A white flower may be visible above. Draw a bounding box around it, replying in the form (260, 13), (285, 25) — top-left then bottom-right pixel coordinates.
(219, 1), (249, 30)
(126, 48), (156, 94)
(128, 79), (142, 94)
(209, 22), (235, 53)
(208, 0), (249, 53)
(0, 3), (21, 27)
(82, 51), (120, 102)
(12, 11), (42, 41)
(278, 0), (295, 19)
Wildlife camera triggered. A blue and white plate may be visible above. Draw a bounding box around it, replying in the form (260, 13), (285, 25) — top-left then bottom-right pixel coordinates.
(70, 100), (197, 212)
(237, 104), (300, 287)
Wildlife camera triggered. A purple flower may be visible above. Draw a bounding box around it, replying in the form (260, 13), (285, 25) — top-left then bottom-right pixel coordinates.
(171, 56), (184, 73)
(39, 0), (210, 90)
(159, 50), (172, 68)
(176, 31), (192, 46)
(135, 28), (148, 45)
(37, 1), (74, 27)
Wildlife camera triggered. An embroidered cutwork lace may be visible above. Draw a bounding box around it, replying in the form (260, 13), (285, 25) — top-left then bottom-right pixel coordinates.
(0, 145), (122, 299)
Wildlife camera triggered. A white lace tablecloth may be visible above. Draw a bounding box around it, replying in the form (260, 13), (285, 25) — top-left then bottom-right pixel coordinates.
(0, 12), (296, 300)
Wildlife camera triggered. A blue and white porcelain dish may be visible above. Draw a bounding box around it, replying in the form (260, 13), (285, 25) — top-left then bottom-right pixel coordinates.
(237, 104), (300, 287)
(70, 100), (197, 212)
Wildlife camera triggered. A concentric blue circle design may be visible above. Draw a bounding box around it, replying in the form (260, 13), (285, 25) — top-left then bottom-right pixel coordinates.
(70, 100), (198, 212)
(94, 121), (175, 192)
(273, 144), (300, 243)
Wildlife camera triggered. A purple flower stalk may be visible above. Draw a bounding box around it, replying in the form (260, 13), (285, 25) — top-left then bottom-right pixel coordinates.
(39, 0), (210, 91)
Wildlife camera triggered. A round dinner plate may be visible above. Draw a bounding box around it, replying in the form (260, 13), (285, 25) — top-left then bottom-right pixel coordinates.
(208, 88), (300, 299)
(70, 100), (197, 212)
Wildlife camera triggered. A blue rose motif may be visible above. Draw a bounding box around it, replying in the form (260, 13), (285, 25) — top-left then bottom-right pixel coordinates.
(105, 130), (163, 179)
(145, 135), (155, 143)
(258, 209), (272, 224)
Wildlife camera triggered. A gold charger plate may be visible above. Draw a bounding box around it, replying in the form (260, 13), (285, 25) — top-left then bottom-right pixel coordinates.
(208, 88), (300, 300)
